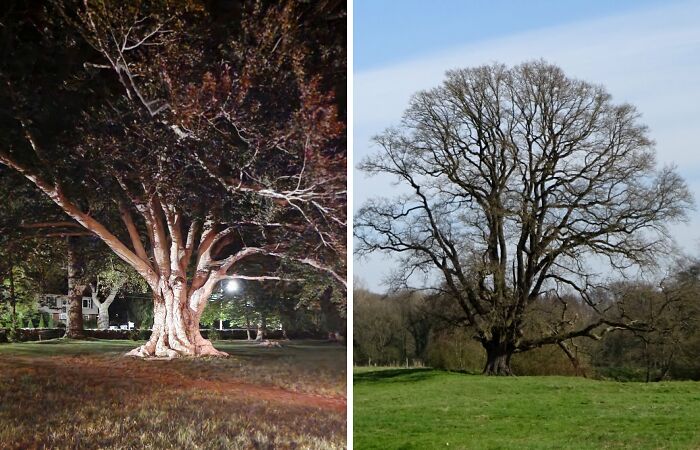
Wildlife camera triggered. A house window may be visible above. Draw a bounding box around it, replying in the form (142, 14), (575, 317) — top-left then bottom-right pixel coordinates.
(82, 299), (92, 309)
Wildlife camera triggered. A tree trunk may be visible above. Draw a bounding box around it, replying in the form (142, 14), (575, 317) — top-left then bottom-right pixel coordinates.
(255, 324), (264, 341)
(93, 278), (125, 330)
(8, 262), (18, 341)
(126, 280), (227, 358)
(255, 315), (267, 341)
(65, 237), (85, 339)
(482, 339), (514, 376)
(97, 304), (110, 330)
(245, 315), (252, 340)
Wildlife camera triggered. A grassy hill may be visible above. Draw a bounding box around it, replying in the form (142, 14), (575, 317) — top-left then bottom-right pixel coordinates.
(354, 367), (700, 449)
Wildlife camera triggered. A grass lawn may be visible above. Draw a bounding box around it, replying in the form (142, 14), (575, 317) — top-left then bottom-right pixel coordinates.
(354, 367), (700, 450)
(0, 339), (346, 449)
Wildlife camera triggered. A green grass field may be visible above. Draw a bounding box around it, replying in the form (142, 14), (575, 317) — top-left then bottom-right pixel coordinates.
(0, 339), (346, 449)
(354, 367), (700, 449)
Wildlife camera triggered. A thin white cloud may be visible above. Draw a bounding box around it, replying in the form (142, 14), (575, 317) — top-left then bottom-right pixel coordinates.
(354, 0), (700, 291)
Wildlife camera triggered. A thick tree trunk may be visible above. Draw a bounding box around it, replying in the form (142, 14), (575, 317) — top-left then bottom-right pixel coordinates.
(126, 281), (227, 358)
(66, 295), (84, 338)
(482, 340), (514, 376)
(65, 237), (85, 339)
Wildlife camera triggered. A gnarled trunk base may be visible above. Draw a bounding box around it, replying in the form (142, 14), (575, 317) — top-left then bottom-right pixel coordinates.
(126, 331), (227, 358)
(125, 290), (227, 358)
(482, 341), (514, 376)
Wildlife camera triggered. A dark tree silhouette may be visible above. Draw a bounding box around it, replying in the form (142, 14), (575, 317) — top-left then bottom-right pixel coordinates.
(355, 61), (692, 374)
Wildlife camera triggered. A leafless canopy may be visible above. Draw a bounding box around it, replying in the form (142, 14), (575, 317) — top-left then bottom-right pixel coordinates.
(355, 61), (692, 373)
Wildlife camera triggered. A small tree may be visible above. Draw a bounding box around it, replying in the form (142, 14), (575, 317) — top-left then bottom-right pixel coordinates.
(87, 254), (148, 330)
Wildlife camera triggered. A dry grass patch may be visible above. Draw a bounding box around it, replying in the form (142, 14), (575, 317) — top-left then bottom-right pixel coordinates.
(0, 339), (346, 449)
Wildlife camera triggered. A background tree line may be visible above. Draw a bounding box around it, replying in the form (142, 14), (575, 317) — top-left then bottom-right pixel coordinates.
(354, 258), (700, 381)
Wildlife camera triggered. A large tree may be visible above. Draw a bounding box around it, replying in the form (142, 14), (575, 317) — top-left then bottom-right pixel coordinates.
(0, 169), (91, 337)
(0, 0), (346, 357)
(355, 61), (692, 374)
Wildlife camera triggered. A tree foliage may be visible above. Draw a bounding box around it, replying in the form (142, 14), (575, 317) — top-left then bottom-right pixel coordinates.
(0, 0), (346, 356)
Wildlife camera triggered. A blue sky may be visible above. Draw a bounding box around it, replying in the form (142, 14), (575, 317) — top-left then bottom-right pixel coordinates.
(353, 0), (700, 292)
(355, 0), (666, 71)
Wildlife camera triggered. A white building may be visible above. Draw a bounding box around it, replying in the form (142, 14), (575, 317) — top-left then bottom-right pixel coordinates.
(38, 294), (99, 325)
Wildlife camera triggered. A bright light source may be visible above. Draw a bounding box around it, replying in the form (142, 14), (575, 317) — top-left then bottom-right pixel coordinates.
(225, 279), (240, 293)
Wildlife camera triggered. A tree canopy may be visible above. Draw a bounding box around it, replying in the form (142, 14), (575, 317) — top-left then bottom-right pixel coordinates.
(355, 61), (692, 374)
(0, 0), (346, 356)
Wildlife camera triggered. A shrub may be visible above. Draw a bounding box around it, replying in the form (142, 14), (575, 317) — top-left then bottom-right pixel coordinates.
(7, 327), (19, 342)
(208, 328), (221, 342)
(512, 345), (589, 376)
(129, 329), (141, 341)
(11, 328), (65, 341)
(425, 329), (484, 373)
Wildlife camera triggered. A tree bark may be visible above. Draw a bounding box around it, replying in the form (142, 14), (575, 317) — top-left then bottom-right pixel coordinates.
(245, 315), (252, 340)
(126, 281), (227, 358)
(8, 261), (18, 341)
(482, 339), (514, 376)
(255, 323), (265, 341)
(97, 304), (110, 330)
(93, 279), (125, 330)
(65, 236), (85, 339)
